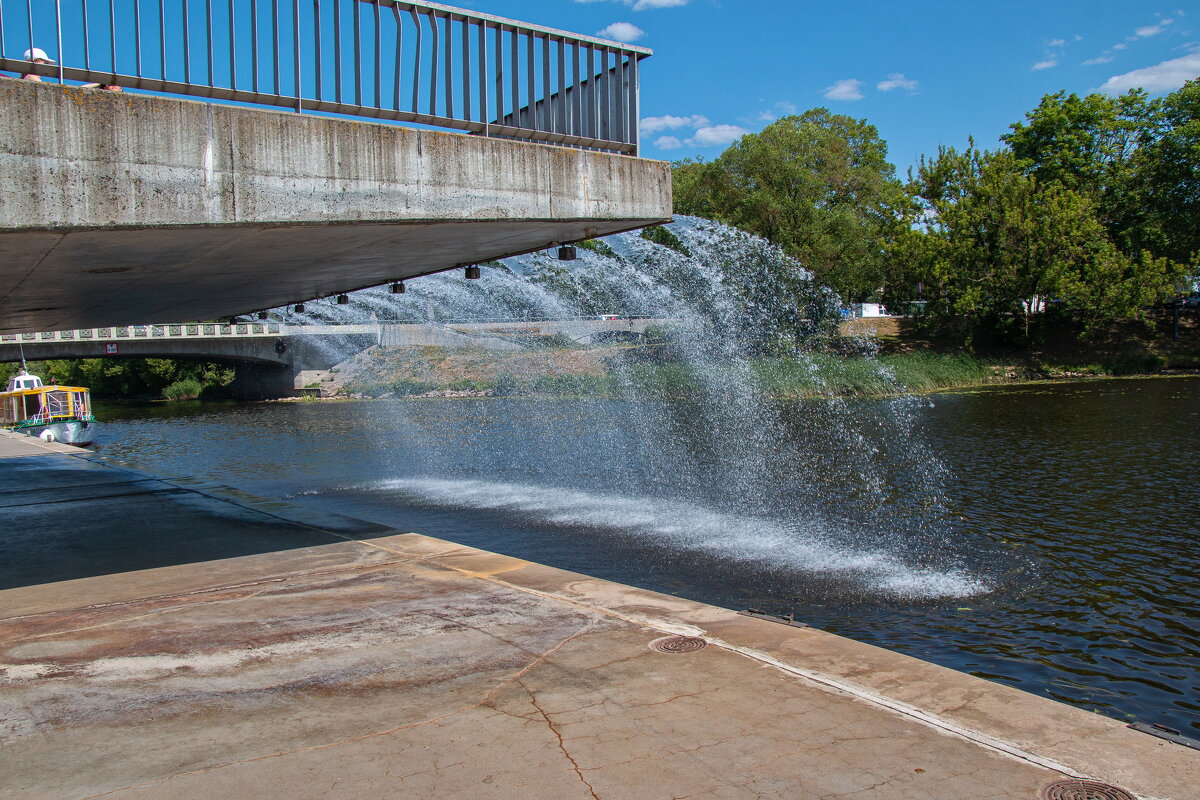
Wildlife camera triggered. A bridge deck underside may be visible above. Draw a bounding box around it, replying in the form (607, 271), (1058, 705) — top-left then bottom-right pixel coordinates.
(0, 218), (660, 333)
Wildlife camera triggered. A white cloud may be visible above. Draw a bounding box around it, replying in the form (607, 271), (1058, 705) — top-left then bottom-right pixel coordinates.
(640, 113), (710, 134)
(823, 79), (864, 101)
(1083, 55), (1113, 65)
(1134, 19), (1174, 38)
(1048, 38), (1067, 47)
(1100, 52), (1200, 93)
(596, 22), (645, 42)
(573, 0), (690, 9)
(876, 73), (920, 93)
(753, 101), (799, 123)
(689, 124), (748, 147)
(1113, 43), (1129, 50)
(649, 119), (748, 150)
(1033, 59), (1059, 70)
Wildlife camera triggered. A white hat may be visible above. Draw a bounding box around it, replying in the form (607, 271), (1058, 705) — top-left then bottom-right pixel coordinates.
(23, 48), (54, 63)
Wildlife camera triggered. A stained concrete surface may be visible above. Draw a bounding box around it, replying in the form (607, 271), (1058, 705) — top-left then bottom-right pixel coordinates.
(0, 432), (1197, 799)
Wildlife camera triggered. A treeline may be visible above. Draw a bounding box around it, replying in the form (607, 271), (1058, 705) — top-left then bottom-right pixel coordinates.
(674, 80), (1200, 346)
(2, 359), (234, 400)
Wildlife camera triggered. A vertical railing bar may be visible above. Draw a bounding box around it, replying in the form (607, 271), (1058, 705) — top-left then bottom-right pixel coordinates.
(588, 46), (598, 140)
(0, 0), (6, 61)
(594, 46), (603, 140)
(373, 0), (381, 109)
(614, 52), (625, 147)
(427, 10), (437, 115)
(291, 0), (298, 97)
(556, 36), (565, 134)
(82, 0), (91, 70)
(108, 0), (115, 76)
(509, 28), (517, 128)
(601, 47), (611, 142)
(25, 0), (32, 71)
(182, 0), (191, 83)
(333, 0), (341, 103)
(206, 0), (213, 86)
(494, 22), (502, 123)
(158, 0), (166, 79)
(409, 7), (421, 113)
(252, 0), (260, 93)
(461, 16), (470, 121)
(525, 31), (533, 130)
(133, 0), (142, 77)
(630, 54), (640, 154)
(576, 42), (585, 137)
(272, 0), (280, 93)
(477, 20), (488, 125)
(540, 34), (550, 133)
(227, 0), (235, 88)
(580, 44), (590, 139)
(627, 55), (636, 146)
(54, 0), (62, 82)
(443, 13), (452, 118)
(391, 4), (402, 110)
(293, 0), (300, 110)
(352, 0), (361, 106)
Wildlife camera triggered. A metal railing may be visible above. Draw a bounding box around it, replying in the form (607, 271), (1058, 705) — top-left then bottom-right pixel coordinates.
(1, 323), (285, 341)
(0, 0), (649, 154)
(0, 318), (667, 344)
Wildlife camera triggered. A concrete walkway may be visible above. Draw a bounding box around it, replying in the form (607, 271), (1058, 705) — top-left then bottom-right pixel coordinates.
(0, 432), (1196, 799)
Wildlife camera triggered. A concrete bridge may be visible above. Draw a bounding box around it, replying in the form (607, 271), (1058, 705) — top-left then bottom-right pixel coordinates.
(1, 319), (670, 397)
(0, 2), (670, 334)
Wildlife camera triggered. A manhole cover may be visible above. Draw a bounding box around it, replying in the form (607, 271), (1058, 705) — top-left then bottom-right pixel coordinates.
(649, 636), (708, 654)
(1040, 779), (1135, 800)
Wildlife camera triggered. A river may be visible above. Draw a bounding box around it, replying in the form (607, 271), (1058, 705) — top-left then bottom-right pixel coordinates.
(93, 375), (1200, 735)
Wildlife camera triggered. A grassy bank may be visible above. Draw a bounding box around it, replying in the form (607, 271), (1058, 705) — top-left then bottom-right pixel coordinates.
(338, 347), (1133, 400)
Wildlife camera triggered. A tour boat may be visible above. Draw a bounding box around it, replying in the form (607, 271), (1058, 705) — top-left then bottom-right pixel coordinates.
(0, 369), (97, 445)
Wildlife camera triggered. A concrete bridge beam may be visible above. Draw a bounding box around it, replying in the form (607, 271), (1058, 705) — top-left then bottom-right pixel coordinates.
(0, 80), (672, 334)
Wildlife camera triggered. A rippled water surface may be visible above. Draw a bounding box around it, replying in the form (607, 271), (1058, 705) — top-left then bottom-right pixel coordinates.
(94, 376), (1200, 734)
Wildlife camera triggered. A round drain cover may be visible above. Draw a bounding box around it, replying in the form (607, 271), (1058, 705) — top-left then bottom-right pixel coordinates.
(649, 636), (708, 654)
(1040, 779), (1135, 800)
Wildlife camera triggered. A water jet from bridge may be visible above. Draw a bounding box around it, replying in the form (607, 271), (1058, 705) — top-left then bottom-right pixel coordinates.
(286, 218), (982, 600)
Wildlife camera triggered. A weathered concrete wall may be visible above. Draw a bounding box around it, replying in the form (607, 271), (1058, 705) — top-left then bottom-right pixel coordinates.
(0, 80), (671, 229)
(0, 80), (672, 333)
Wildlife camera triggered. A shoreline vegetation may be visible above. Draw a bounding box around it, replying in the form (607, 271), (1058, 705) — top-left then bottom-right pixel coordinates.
(329, 351), (1198, 402)
(7, 311), (1195, 403)
(327, 313), (1200, 401)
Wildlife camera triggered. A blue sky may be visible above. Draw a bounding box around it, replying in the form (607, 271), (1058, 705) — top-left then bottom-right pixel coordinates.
(465, 0), (1200, 174)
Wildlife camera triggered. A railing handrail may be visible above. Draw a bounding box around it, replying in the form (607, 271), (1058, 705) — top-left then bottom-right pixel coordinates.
(0, 317), (672, 344)
(0, 0), (648, 154)
(386, 1), (652, 55)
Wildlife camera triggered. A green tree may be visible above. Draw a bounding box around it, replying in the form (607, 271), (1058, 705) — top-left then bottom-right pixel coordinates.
(889, 146), (1182, 343)
(673, 110), (905, 301)
(1138, 79), (1200, 267)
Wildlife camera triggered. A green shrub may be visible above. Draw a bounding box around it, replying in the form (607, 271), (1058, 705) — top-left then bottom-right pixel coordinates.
(575, 239), (618, 258)
(162, 378), (204, 401)
(1108, 354), (1166, 375)
(639, 225), (691, 256)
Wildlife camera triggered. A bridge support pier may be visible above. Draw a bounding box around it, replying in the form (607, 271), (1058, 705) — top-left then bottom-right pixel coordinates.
(228, 363), (298, 401)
